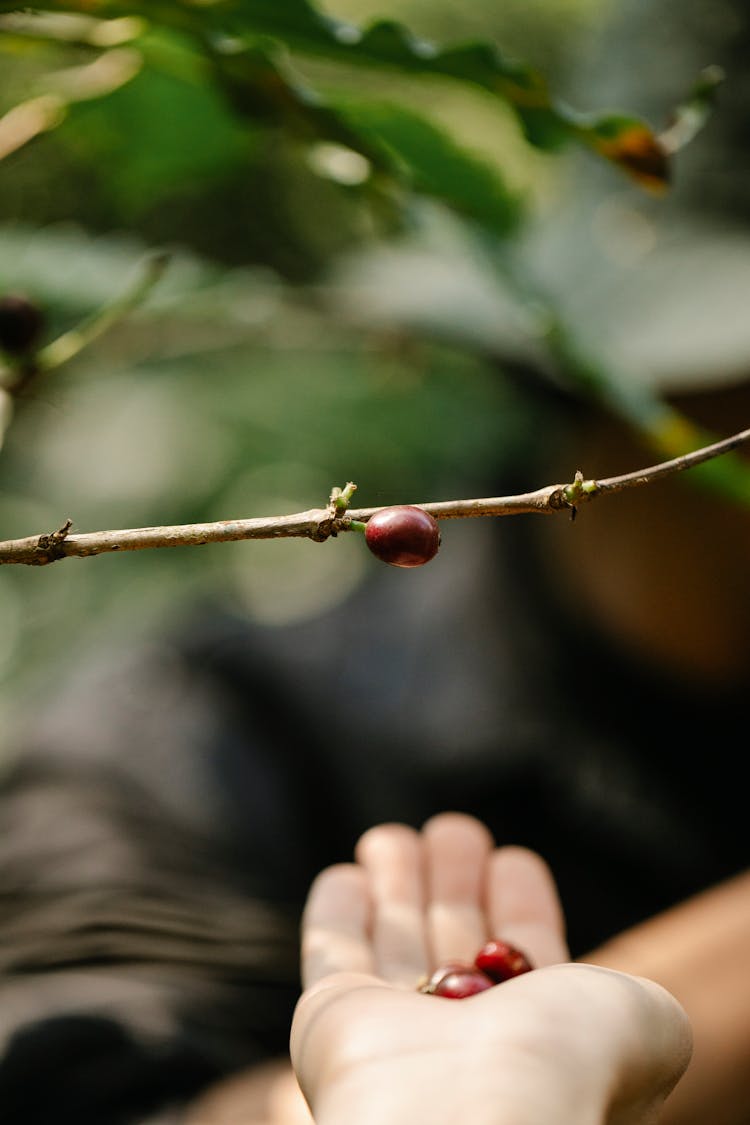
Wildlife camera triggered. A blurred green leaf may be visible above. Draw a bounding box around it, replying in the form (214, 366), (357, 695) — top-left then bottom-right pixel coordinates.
(0, 0), (690, 193)
(335, 100), (522, 235)
(57, 31), (253, 217)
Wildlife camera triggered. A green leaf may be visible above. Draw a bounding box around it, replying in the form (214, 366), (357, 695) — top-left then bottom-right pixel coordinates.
(56, 31), (253, 218)
(543, 316), (750, 509)
(206, 39), (392, 168)
(0, 0), (703, 190)
(334, 100), (522, 236)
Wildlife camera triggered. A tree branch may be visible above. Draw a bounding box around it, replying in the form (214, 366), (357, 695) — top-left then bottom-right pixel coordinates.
(1, 426), (747, 567)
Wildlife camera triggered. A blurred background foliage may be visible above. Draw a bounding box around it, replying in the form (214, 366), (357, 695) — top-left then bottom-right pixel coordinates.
(0, 0), (745, 744)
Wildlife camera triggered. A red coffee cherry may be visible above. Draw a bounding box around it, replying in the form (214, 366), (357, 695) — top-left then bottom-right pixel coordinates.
(0, 295), (44, 355)
(364, 505), (440, 568)
(419, 962), (495, 999)
(474, 939), (534, 983)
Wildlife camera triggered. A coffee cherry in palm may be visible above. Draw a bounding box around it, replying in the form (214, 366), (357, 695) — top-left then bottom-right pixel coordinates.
(420, 962), (495, 999)
(474, 939), (534, 983)
(432, 967), (495, 998)
(0, 294), (44, 356)
(364, 505), (440, 568)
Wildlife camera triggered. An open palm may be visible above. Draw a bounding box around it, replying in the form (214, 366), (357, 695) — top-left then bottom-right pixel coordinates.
(291, 813), (692, 1125)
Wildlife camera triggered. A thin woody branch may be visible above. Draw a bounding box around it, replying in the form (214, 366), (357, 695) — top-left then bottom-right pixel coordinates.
(0, 426), (748, 566)
(0, 487), (562, 566)
(589, 425), (750, 494)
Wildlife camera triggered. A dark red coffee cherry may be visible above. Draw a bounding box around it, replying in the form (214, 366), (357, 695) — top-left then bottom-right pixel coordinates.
(420, 962), (495, 999)
(364, 505), (440, 568)
(0, 295), (44, 356)
(474, 939), (534, 983)
(433, 967), (495, 998)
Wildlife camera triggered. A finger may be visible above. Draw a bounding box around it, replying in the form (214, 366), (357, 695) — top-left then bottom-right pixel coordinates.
(355, 823), (428, 986)
(422, 812), (494, 967)
(301, 863), (374, 988)
(486, 845), (568, 966)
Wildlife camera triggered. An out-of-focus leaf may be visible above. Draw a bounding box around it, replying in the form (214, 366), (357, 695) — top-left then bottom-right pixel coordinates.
(0, 0), (707, 191)
(658, 64), (725, 155)
(549, 66), (725, 195)
(0, 17), (519, 229)
(56, 31), (252, 216)
(334, 101), (522, 235)
(208, 41), (392, 168)
(579, 115), (670, 195)
(543, 317), (750, 508)
(0, 41), (143, 162)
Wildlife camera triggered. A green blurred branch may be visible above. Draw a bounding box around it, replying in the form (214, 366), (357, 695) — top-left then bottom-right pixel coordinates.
(0, 250), (170, 451)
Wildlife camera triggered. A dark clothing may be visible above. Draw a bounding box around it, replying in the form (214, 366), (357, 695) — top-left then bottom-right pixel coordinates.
(0, 514), (745, 1123)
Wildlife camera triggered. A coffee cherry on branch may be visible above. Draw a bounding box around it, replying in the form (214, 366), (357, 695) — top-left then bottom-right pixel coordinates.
(474, 939), (534, 983)
(0, 295), (44, 356)
(364, 505), (441, 568)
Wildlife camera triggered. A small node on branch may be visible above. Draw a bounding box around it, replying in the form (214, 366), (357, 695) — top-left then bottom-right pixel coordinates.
(318, 481), (359, 540)
(558, 470), (600, 513)
(309, 518), (335, 543)
(35, 518), (73, 565)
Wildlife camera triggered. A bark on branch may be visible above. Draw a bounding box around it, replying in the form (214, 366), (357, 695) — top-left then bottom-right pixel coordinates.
(0, 425), (748, 566)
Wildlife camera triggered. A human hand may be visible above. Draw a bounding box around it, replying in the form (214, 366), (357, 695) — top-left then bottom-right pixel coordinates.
(291, 812), (692, 1125)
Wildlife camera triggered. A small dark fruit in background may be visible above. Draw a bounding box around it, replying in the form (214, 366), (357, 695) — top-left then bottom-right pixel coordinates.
(364, 505), (441, 568)
(0, 295), (45, 356)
